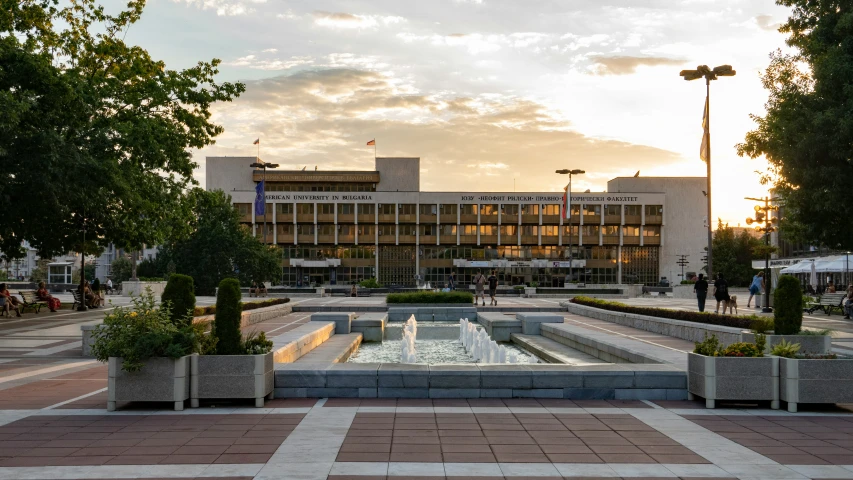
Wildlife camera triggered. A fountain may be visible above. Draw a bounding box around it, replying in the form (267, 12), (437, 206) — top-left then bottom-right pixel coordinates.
(401, 315), (418, 363)
(458, 318), (533, 364)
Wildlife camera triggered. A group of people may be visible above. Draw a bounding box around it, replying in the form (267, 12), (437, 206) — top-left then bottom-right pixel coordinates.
(693, 272), (766, 314)
(1, 282), (63, 317)
(472, 269), (500, 306)
(249, 281), (268, 297)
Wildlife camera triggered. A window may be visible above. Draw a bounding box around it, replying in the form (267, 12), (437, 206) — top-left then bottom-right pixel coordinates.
(583, 204), (601, 215)
(624, 205), (641, 216)
(358, 225), (375, 236)
(479, 225), (497, 235)
(460, 225), (478, 235)
(296, 203), (314, 214)
(399, 204), (416, 215)
(277, 224), (293, 235)
(379, 204), (396, 215)
(399, 224), (416, 236)
(317, 224), (335, 236)
(439, 204), (457, 215)
(582, 225), (600, 237)
(623, 226), (640, 236)
(563, 225), (579, 236)
(420, 204), (437, 215)
(604, 205), (620, 216)
(378, 224), (396, 236)
(419, 224), (436, 236)
(643, 225), (661, 237)
(521, 204), (539, 215)
(500, 225), (517, 237)
(480, 204), (498, 216)
(297, 224), (314, 235)
(645, 205), (663, 216)
(276, 203), (293, 215)
(337, 203), (355, 215)
(461, 204), (478, 215)
(603, 225), (620, 236)
(521, 225), (538, 236)
(339, 224), (354, 235)
(541, 225), (558, 236)
(542, 205), (560, 216)
(358, 204), (375, 215)
(318, 204), (334, 215)
(440, 225), (457, 235)
(503, 204), (519, 215)
(235, 203), (251, 216)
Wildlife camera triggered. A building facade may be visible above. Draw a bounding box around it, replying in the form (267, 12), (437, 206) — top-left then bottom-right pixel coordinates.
(207, 156), (707, 287)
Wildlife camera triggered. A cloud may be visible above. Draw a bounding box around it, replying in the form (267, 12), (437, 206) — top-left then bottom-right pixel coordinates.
(754, 15), (782, 31)
(172, 0), (266, 16)
(311, 11), (407, 29)
(228, 54), (314, 71)
(197, 68), (683, 191)
(587, 55), (686, 75)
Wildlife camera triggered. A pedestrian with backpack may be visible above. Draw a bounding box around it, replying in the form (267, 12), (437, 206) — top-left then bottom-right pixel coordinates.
(487, 270), (499, 306)
(473, 270), (486, 306)
(713, 272), (730, 314)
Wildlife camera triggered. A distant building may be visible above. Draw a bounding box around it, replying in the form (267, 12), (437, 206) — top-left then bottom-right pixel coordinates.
(206, 156), (708, 287)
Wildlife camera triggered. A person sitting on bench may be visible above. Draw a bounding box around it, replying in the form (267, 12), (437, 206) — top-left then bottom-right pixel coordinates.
(249, 281), (258, 297)
(844, 286), (853, 320)
(256, 282), (267, 297)
(36, 282), (61, 312)
(0, 284), (21, 317)
(79, 281), (101, 308)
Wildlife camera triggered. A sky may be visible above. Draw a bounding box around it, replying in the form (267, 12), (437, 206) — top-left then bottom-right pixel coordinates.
(127, 0), (793, 225)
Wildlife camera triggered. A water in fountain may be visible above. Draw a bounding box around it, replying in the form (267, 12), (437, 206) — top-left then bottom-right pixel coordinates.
(401, 315), (418, 363)
(458, 318), (531, 364)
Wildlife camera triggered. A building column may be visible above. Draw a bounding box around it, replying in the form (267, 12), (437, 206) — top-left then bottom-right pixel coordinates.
(293, 202), (297, 246)
(251, 203), (256, 238)
(617, 245), (623, 284)
(272, 203), (277, 245)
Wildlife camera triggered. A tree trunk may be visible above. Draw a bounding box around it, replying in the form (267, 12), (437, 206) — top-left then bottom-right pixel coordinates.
(131, 250), (138, 280)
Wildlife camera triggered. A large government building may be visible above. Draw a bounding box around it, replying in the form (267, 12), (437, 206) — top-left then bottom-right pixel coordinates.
(207, 157), (706, 287)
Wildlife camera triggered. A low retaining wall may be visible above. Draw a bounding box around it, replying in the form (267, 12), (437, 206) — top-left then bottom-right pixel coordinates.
(270, 322), (336, 363)
(274, 363), (687, 400)
(122, 281), (167, 297)
(478, 312), (520, 341)
(388, 305), (477, 321)
(193, 302), (293, 329)
(563, 302), (743, 346)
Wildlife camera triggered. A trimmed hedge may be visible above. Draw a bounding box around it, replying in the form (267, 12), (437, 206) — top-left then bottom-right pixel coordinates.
(213, 278), (243, 355)
(774, 275), (803, 335)
(161, 274), (196, 325)
(386, 291), (475, 304)
(571, 296), (760, 329)
(193, 297), (289, 317)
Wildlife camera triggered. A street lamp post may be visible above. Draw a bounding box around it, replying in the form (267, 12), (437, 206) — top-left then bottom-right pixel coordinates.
(250, 160), (280, 245)
(679, 64), (736, 281)
(556, 169), (585, 284)
(746, 196), (780, 313)
(78, 218), (88, 312)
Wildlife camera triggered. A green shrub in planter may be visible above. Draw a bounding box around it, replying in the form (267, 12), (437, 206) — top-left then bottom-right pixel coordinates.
(774, 275), (802, 335)
(91, 292), (199, 372)
(213, 278), (243, 355)
(359, 278), (382, 288)
(387, 291), (474, 304)
(162, 274), (196, 325)
(572, 296), (758, 329)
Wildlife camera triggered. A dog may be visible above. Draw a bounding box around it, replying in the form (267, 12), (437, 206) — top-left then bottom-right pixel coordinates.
(727, 295), (738, 315)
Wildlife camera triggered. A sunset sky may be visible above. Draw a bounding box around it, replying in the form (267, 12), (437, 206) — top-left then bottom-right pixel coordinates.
(131, 0), (793, 225)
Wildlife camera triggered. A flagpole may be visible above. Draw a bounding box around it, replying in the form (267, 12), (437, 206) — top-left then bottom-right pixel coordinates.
(374, 140), (376, 160)
(705, 78), (713, 280)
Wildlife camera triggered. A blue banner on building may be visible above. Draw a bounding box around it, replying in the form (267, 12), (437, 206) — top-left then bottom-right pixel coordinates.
(254, 180), (265, 216)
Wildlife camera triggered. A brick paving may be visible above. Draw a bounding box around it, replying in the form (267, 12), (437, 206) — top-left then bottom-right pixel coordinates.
(0, 412), (304, 467)
(326, 477), (737, 480)
(324, 399), (653, 409)
(684, 414), (853, 465)
(337, 412), (710, 465)
(0, 365), (107, 409)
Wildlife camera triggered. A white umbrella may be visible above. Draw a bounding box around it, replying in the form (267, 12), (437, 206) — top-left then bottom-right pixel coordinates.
(809, 260), (818, 290)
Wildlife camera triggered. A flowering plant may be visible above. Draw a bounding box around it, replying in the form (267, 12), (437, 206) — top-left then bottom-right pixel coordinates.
(91, 290), (200, 372)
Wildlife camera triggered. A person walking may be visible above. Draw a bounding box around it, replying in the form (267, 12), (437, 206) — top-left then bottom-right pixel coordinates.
(473, 270), (486, 306)
(694, 273), (709, 312)
(487, 270), (498, 306)
(747, 271), (765, 308)
(448, 272), (456, 291)
(712, 273), (730, 314)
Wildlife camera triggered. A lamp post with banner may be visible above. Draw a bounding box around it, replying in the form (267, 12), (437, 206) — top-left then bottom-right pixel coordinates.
(250, 160), (280, 245)
(746, 196), (780, 313)
(556, 169), (585, 283)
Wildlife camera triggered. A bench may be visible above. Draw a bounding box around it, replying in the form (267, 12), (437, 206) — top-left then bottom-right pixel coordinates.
(806, 292), (846, 316)
(642, 286), (673, 296)
(68, 289), (83, 310)
(18, 291), (47, 314)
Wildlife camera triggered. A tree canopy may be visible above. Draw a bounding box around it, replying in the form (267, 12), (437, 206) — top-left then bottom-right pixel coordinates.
(0, 0), (244, 258)
(712, 221), (765, 287)
(737, 0), (853, 249)
(156, 189), (281, 296)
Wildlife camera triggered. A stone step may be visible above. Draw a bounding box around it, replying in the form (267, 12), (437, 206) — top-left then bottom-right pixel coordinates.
(511, 334), (607, 366)
(293, 333), (362, 365)
(270, 321), (336, 363)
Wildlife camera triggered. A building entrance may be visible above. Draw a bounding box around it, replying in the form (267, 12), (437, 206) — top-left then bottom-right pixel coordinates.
(378, 246), (416, 286)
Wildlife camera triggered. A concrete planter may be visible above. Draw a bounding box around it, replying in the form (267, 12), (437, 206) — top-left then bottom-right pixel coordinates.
(108, 355), (191, 411)
(122, 280), (166, 297)
(687, 353), (779, 409)
(190, 352), (274, 408)
(741, 332), (831, 354)
(524, 287), (537, 297)
(780, 357), (853, 412)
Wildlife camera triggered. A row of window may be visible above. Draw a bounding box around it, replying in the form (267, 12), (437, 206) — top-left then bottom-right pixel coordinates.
(278, 244), (636, 262)
(266, 183), (376, 192)
(272, 223), (662, 237)
(239, 203), (663, 217)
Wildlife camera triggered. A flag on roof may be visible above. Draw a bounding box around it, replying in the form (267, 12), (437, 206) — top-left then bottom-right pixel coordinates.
(366, 139), (375, 146)
(253, 138), (260, 145)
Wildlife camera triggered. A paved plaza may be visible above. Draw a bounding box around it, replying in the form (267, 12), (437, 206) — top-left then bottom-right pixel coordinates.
(1, 295), (853, 479)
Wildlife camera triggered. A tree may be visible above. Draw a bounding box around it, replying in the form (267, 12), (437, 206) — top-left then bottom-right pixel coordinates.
(737, 0), (853, 249)
(158, 190), (281, 296)
(213, 278), (242, 355)
(712, 221), (764, 287)
(774, 275), (803, 334)
(161, 274), (195, 325)
(0, 1), (245, 259)
(29, 259), (50, 283)
(109, 256), (132, 283)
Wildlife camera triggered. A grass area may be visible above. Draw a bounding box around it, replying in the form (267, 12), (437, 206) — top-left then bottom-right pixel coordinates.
(386, 291), (475, 304)
(193, 297), (289, 316)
